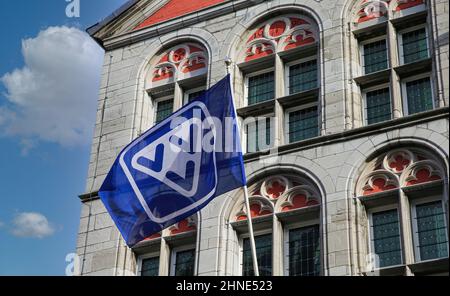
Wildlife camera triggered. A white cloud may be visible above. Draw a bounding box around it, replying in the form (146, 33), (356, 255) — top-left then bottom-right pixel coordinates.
(0, 26), (104, 147)
(11, 212), (56, 239)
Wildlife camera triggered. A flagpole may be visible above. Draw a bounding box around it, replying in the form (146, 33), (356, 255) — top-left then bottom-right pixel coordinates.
(225, 58), (260, 276)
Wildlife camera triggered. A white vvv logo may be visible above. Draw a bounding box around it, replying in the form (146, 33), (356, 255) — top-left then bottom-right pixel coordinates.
(119, 102), (218, 224)
(131, 117), (202, 197)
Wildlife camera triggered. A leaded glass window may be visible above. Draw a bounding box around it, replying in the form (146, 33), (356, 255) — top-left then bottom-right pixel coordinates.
(365, 88), (392, 125)
(288, 106), (319, 143)
(242, 234), (272, 276)
(288, 225), (321, 276)
(155, 99), (174, 124)
(289, 60), (318, 94)
(363, 39), (388, 74)
(415, 201), (448, 261)
(371, 209), (403, 268)
(173, 249), (195, 276)
(402, 28), (429, 64)
(140, 257), (159, 276)
(405, 77), (433, 115)
(246, 117), (272, 153)
(247, 72), (275, 105)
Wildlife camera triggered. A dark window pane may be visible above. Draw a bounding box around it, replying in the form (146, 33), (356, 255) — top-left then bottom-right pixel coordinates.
(365, 88), (391, 125)
(243, 234), (272, 276)
(141, 257), (159, 276)
(288, 106), (319, 143)
(187, 90), (204, 103)
(371, 210), (403, 268)
(406, 77), (433, 115)
(246, 117), (272, 153)
(289, 225), (321, 276)
(402, 28), (428, 64)
(289, 60), (318, 94)
(363, 40), (388, 74)
(415, 201), (449, 261)
(174, 249), (195, 276)
(155, 99), (174, 124)
(248, 72), (275, 105)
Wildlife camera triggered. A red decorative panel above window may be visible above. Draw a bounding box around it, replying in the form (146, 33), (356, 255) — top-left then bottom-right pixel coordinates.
(356, 0), (425, 23)
(135, 0), (226, 30)
(236, 200), (273, 221)
(169, 216), (197, 235)
(356, 148), (444, 196)
(244, 15), (318, 62)
(150, 43), (208, 88)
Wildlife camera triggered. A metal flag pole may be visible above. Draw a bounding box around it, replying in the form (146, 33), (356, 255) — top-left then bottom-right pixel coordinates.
(225, 58), (260, 276)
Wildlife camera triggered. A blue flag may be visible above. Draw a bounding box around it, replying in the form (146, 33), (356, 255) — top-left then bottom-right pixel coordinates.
(98, 75), (246, 247)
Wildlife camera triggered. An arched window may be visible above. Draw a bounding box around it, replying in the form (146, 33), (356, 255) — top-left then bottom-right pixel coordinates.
(349, 0), (438, 127)
(145, 42), (208, 127)
(134, 215), (198, 276)
(233, 13), (321, 154)
(228, 174), (323, 276)
(355, 147), (448, 275)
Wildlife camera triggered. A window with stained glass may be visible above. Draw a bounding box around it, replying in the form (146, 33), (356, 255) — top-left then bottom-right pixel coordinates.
(288, 106), (318, 143)
(401, 28), (429, 64)
(246, 117), (273, 153)
(288, 225), (321, 276)
(247, 72), (275, 105)
(289, 60), (318, 94)
(363, 39), (388, 74)
(371, 209), (403, 268)
(155, 99), (174, 124)
(173, 249), (195, 276)
(414, 201), (448, 261)
(405, 77), (433, 115)
(365, 88), (392, 125)
(140, 257), (159, 276)
(242, 234), (272, 276)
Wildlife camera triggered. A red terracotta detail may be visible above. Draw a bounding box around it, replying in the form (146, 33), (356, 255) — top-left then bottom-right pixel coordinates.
(170, 219), (196, 235)
(245, 17), (315, 62)
(282, 194), (319, 212)
(357, 0), (391, 23)
(236, 203), (271, 221)
(135, 0), (225, 30)
(266, 181), (286, 199)
(363, 178), (397, 195)
(388, 155), (411, 172)
(406, 168), (441, 186)
(269, 21), (287, 38)
(396, 0), (423, 11)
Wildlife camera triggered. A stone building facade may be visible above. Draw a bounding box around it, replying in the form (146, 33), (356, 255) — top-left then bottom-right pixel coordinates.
(76, 0), (449, 276)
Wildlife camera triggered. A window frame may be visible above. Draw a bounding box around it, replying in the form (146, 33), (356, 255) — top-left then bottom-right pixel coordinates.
(238, 229), (273, 276)
(153, 95), (174, 125)
(183, 86), (206, 105)
(367, 204), (404, 270)
(137, 252), (160, 276)
(284, 56), (319, 96)
(284, 102), (319, 144)
(362, 83), (392, 126)
(359, 35), (390, 76)
(169, 244), (197, 276)
(283, 219), (321, 276)
(410, 195), (449, 263)
(401, 73), (436, 116)
(397, 24), (430, 65)
(244, 67), (276, 107)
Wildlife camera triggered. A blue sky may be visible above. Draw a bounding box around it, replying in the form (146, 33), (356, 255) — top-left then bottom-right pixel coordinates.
(0, 0), (126, 275)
